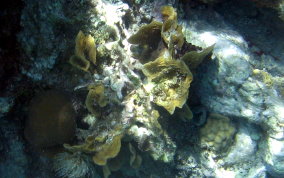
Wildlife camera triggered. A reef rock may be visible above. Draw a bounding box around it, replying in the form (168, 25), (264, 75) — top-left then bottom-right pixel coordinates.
(183, 1), (284, 176)
(263, 137), (284, 177)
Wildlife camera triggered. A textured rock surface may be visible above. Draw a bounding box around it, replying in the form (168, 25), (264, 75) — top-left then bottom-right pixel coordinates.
(224, 125), (258, 165)
(263, 137), (284, 177)
(183, 0), (284, 176)
(0, 118), (28, 177)
(18, 0), (66, 81)
(0, 97), (14, 114)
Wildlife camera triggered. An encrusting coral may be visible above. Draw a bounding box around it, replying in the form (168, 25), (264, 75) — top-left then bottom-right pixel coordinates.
(200, 113), (236, 153)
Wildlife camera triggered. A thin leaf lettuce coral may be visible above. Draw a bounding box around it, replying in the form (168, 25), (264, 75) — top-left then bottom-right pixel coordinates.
(142, 50), (193, 114)
(92, 135), (122, 166)
(128, 5), (214, 115)
(69, 31), (97, 72)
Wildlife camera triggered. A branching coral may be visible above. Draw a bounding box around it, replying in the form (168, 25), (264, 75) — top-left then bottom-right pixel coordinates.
(160, 6), (184, 54)
(161, 6), (177, 27)
(181, 44), (215, 71)
(123, 5), (214, 162)
(129, 143), (142, 169)
(123, 86), (176, 162)
(101, 143), (143, 177)
(64, 133), (123, 166)
(69, 55), (90, 72)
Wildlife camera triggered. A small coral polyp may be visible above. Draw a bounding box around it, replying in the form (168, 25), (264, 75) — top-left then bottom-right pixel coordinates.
(200, 113), (236, 153)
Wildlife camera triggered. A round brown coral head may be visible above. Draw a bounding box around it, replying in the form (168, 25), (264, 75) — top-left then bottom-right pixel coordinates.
(25, 90), (76, 148)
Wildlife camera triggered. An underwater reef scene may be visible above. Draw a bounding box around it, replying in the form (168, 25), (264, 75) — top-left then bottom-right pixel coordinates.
(1, 0), (284, 177)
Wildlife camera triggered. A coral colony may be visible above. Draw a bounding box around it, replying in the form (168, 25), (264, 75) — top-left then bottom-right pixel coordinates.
(26, 5), (213, 177)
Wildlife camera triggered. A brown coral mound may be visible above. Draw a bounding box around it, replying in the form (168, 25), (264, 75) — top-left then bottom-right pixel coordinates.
(25, 90), (76, 148)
